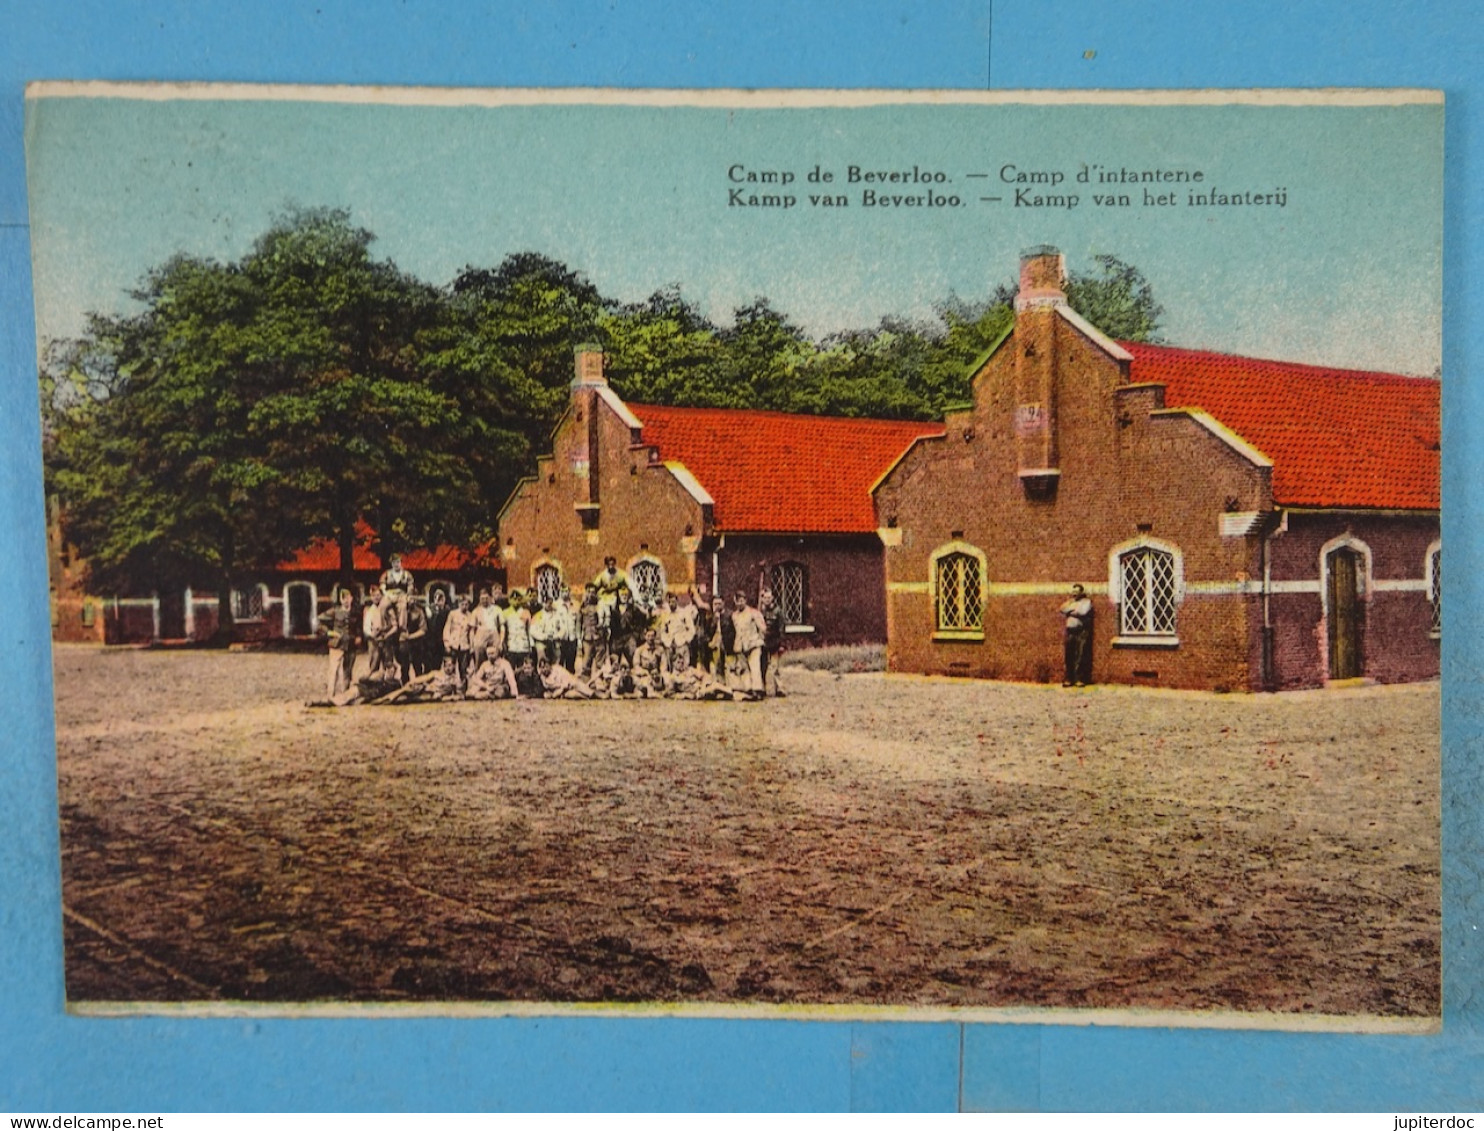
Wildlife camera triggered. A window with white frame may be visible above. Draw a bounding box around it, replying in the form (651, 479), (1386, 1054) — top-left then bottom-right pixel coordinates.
(534, 563), (563, 607)
(231, 585), (265, 621)
(630, 558), (665, 610)
(769, 561), (807, 626)
(1118, 546), (1178, 636)
(934, 549), (984, 633)
(1428, 544), (1441, 635)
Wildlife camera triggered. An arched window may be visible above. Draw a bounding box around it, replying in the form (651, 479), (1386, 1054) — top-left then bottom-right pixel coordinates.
(1426, 542), (1441, 636)
(1110, 539), (1183, 640)
(533, 562), (563, 607)
(769, 561), (807, 626)
(931, 543), (985, 635)
(629, 557), (666, 611)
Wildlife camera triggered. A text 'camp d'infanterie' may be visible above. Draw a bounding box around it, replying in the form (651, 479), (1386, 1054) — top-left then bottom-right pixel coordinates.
(725, 163), (1289, 211)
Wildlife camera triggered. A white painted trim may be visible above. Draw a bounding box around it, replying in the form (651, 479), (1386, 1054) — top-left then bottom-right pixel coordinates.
(888, 581), (930, 594)
(530, 557), (565, 603)
(1319, 534), (1374, 614)
(663, 460), (715, 507)
(1107, 537), (1185, 606)
(784, 625), (816, 635)
(1184, 580), (1257, 596)
(1374, 578), (1429, 592)
(1056, 304), (1134, 361)
(598, 385), (645, 430)
(230, 582), (270, 623)
(1424, 540), (1442, 637)
(987, 581), (1109, 597)
(928, 540), (989, 633)
(282, 580), (318, 637)
(1220, 512), (1264, 538)
(869, 431), (942, 497)
(625, 553), (667, 608)
(183, 587), (194, 637)
(1264, 579), (1322, 594)
(1150, 408), (1273, 468)
(1112, 635), (1181, 649)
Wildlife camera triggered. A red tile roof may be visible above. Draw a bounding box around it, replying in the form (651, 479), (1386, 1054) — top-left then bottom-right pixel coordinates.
(276, 520), (499, 573)
(629, 403), (944, 533)
(1122, 342), (1440, 510)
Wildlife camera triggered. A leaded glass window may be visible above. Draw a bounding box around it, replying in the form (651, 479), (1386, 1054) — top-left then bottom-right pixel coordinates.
(769, 562), (806, 625)
(231, 585), (265, 621)
(534, 563), (563, 607)
(935, 551), (983, 632)
(630, 558), (665, 610)
(1119, 547), (1177, 635)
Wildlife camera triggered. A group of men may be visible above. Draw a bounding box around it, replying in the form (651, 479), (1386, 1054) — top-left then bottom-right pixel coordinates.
(315, 554), (790, 705)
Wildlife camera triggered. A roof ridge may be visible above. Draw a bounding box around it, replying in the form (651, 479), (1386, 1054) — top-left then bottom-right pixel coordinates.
(1119, 340), (1437, 385)
(628, 401), (944, 429)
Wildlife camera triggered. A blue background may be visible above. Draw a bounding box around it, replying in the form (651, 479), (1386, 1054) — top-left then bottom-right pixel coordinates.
(2, 0), (1481, 1111)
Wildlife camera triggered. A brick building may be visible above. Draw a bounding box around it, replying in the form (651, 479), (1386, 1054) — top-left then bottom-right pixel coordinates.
(56, 518), (502, 646)
(872, 246), (1441, 691)
(497, 347), (942, 646)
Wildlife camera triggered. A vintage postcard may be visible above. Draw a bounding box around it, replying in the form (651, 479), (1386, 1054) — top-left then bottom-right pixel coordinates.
(26, 85), (1442, 1030)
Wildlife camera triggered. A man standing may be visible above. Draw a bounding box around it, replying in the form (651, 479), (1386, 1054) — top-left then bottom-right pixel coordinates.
(759, 586), (787, 698)
(710, 594), (734, 683)
(444, 594), (475, 687)
(363, 584), (385, 677)
(503, 589), (534, 671)
(576, 583), (604, 677)
(318, 586), (359, 699)
(398, 594), (429, 681)
(609, 585), (646, 664)
(422, 588), (450, 675)
(1059, 583), (1094, 687)
(471, 588), (503, 668)
(731, 590), (767, 699)
(559, 585), (581, 672)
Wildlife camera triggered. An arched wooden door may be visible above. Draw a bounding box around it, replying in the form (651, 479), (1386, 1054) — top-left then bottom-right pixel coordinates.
(1327, 547), (1364, 680)
(285, 583), (315, 637)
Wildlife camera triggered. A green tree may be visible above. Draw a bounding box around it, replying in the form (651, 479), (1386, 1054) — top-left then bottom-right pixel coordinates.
(45, 253), (312, 641)
(419, 252), (610, 527)
(1065, 253), (1165, 343)
(234, 208), (466, 588)
(600, 286), (730, 407)
(716, 298), (814, 412)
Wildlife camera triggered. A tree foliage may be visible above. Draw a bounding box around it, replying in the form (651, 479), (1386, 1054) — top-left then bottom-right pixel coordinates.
(1065, 254), (1165, 343)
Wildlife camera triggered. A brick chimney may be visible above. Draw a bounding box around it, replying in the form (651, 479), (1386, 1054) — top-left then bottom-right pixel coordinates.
(572, 344), (604, 523)
(573, 342), (606, 389)
(1013, 245), (1066, 497)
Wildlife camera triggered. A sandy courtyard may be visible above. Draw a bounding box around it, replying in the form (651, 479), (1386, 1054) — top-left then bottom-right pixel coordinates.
(52, 645), (1440, 1020)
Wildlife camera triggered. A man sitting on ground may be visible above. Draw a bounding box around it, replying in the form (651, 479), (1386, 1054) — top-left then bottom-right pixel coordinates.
(538, 657), (594, 699)
(465, 652), (518, 700)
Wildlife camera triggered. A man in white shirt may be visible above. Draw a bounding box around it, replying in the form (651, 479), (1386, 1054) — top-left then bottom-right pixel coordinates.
(731, 590), (767, 699)
(1059, 584), (1095, 687)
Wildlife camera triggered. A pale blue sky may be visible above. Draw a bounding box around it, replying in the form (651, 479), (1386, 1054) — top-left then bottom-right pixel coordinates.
(25, 90), (1443, 375)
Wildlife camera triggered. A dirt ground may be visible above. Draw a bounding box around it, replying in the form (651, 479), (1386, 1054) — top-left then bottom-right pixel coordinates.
(52, 645), (1440, 1017)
